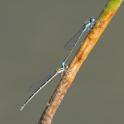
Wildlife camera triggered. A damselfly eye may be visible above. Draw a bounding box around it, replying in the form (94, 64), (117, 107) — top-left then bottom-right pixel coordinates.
(89, 17), (95, 23)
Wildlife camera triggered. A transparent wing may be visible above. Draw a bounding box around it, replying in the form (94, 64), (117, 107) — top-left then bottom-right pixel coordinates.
(29, 70), (57, 94)
(64, 24), (86, 51)
(20, 70), (59, 111)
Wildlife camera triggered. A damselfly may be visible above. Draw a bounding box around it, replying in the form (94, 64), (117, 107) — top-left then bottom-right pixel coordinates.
(20, 17), (95, 111)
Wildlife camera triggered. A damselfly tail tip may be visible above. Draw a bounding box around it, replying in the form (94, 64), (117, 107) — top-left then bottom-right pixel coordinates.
(20, 105), (25, 111)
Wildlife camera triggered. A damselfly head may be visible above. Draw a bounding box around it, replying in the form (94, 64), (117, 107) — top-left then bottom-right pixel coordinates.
(89, 17), (95, 23)
(60, 61), (68, 70)
(61, 62), (65, 68)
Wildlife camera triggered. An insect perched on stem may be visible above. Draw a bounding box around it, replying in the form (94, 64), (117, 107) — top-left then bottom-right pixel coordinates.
(20, 17), (95, 111)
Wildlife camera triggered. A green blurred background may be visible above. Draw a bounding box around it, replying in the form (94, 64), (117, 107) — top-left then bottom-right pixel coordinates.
(0, 0), (124, 124)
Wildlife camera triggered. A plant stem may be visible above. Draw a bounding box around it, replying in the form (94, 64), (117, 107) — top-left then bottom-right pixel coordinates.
(38, 0), (123, 124)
